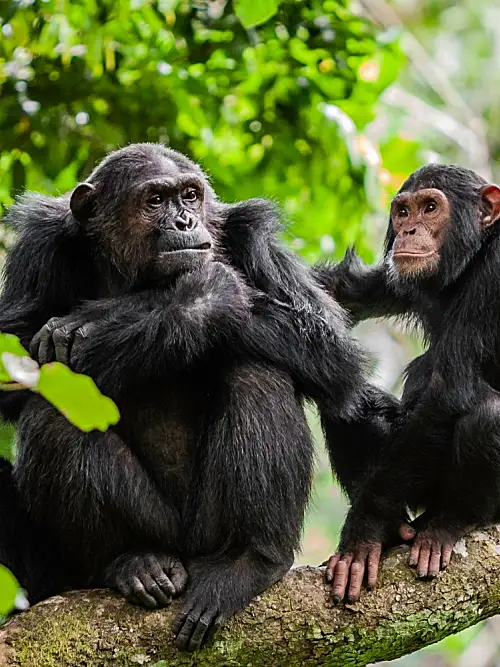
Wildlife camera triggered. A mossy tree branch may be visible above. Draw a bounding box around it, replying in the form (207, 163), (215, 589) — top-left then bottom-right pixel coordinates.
(2, 528), (500, 667)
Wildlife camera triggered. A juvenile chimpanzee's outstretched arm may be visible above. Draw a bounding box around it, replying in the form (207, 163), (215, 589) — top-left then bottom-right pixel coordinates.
(313, 249), (414, 322)
(30, 262), (251, 397)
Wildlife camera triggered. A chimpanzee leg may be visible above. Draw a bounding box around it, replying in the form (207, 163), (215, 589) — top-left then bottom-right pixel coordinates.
(319, 384), (400, 499)
(15, 397), (186, 608)
(175, 362), (314, 651)
(326, 400), (453, 602)
(410, 397), (500, 577)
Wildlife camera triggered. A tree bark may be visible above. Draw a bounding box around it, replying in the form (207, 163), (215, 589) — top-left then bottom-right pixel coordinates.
(2, 528), (500, 667)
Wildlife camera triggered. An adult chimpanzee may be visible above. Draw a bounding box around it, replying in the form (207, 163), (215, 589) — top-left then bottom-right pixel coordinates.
(0, 144), (394, 650)
(317, 164), (500, 604)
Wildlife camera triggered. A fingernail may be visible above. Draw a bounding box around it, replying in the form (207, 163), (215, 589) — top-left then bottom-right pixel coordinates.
(366, 585), (372, 592)
(417, 571), (426, 578)
(332, 595), (341, 604)
(409, 560), (416, 567)
(346, 597), (356, 604)
(325, 573), (332, 583)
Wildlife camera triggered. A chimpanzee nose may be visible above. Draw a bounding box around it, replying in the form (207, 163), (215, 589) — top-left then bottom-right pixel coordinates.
(174, 213), (197, 232)
(402, 227), (417, 236)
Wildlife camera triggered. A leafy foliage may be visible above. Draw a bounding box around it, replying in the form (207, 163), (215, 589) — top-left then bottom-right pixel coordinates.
(0, 0), (405, 262)
(0, 333), (119, 433)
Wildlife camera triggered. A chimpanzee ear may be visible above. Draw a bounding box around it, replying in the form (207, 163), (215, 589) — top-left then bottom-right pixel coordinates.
(480, 184), (500, 228)
(70, 183), (96, 224)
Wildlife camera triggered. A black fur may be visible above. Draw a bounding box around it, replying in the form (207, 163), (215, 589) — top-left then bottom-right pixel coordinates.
(0, 143), (392, 648)
(318, 164), (500, 593)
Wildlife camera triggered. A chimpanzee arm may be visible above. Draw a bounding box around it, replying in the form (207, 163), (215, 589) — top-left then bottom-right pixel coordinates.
(220, 198), (366, 402)
(30, 262), (251, 397)
(314, 250), (414, 322)
(220, 198), (400, 497)
(0, 194), (95, 420)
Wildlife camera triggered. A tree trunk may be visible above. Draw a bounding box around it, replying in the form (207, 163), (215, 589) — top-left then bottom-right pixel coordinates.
(2, 528), (500, 667)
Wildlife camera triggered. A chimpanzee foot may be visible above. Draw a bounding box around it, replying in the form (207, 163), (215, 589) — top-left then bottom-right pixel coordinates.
(408, 528), (455, 578)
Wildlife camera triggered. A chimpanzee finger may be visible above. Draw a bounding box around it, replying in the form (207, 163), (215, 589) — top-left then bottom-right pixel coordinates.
(409, 542), (420, 568)
(131, 575), (158, 609)
(34, 317), (64, 364)
(325, 553), (340, 583)
(175, 612), (199, 651)
(188, 609), (217, 652)
(116, 580), (141, 607)
(167, 559), (188, 595)
(441, 544), (453, 569)
(145, 556), (176, 598)
(346, 559), (365, 603)
(172, 610), (189, 636)
(37, 326), (56, 365)
(366, 544), (382, 591)
(29, 331), (42, 362)
(53, 326), (74, 366)
(417, 543), (431, 578)
(427, 547), (442, 578)
(331, 556), (353, 603)
(139, 572), (172, 607)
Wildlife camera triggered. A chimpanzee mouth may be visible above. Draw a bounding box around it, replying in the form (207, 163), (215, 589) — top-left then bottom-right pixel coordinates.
(393, 250), (436, 259)
(160, 242), (212, 255)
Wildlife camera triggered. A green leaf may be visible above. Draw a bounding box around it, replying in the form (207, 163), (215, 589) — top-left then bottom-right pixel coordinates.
(37, 363), (120, 432)
(234, 0), (278, 28)
(0, 334), (29, 383)
(0, 565), (19, 616)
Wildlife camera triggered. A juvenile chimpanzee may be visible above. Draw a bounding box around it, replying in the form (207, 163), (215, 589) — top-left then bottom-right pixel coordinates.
(0, 143), (394, 649)
(317, 164), (500, 604)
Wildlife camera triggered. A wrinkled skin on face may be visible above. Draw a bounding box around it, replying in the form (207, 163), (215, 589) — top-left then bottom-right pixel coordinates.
(390, 188), (450, 277)
(69, 147), (217, 281)
(388, 184), (500, 279)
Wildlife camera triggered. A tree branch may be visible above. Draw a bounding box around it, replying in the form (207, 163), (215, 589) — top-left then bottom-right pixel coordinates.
(2, 528), (500, 667)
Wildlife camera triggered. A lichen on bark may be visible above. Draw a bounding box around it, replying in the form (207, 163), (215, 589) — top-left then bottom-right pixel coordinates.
(2, 528), (500, 667)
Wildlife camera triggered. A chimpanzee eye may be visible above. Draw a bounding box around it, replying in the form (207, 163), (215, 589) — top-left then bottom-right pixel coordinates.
(425, 200), (437, 214)
(147, 193), (163, 207)
(398, 206), (409, 217)
(183, 189), (198, 203)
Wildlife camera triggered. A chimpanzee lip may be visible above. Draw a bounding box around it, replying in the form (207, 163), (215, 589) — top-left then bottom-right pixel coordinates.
(394, 250), (436, 258)
(160, 242), (212, 255)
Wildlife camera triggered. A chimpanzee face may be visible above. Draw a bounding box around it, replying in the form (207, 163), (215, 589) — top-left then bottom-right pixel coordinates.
(387, 175), (500, 281)
(389, 188), (450, 278)
(69, 145), (217, 278)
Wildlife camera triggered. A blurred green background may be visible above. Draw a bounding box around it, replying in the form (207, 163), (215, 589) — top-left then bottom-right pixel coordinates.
(1, 0), (499, 663)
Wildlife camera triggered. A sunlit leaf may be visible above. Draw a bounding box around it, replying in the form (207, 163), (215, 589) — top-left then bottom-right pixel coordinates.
(37, 363), (120, 432)
(234, 0), (278, 28)
(2, 352), (40, 387)
(0, 565), (20, 616)
(0, 334), (29, 383)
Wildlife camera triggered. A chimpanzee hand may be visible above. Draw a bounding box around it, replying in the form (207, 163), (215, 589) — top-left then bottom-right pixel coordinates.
(103, 552), (188, 609)
(407, 515), (455, 578)
(325, 518), (415, 603)
(30, 315), (97, 367)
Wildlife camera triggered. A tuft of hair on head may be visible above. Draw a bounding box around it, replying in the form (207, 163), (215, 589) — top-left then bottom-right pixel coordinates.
(398, 164), (488, 206)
